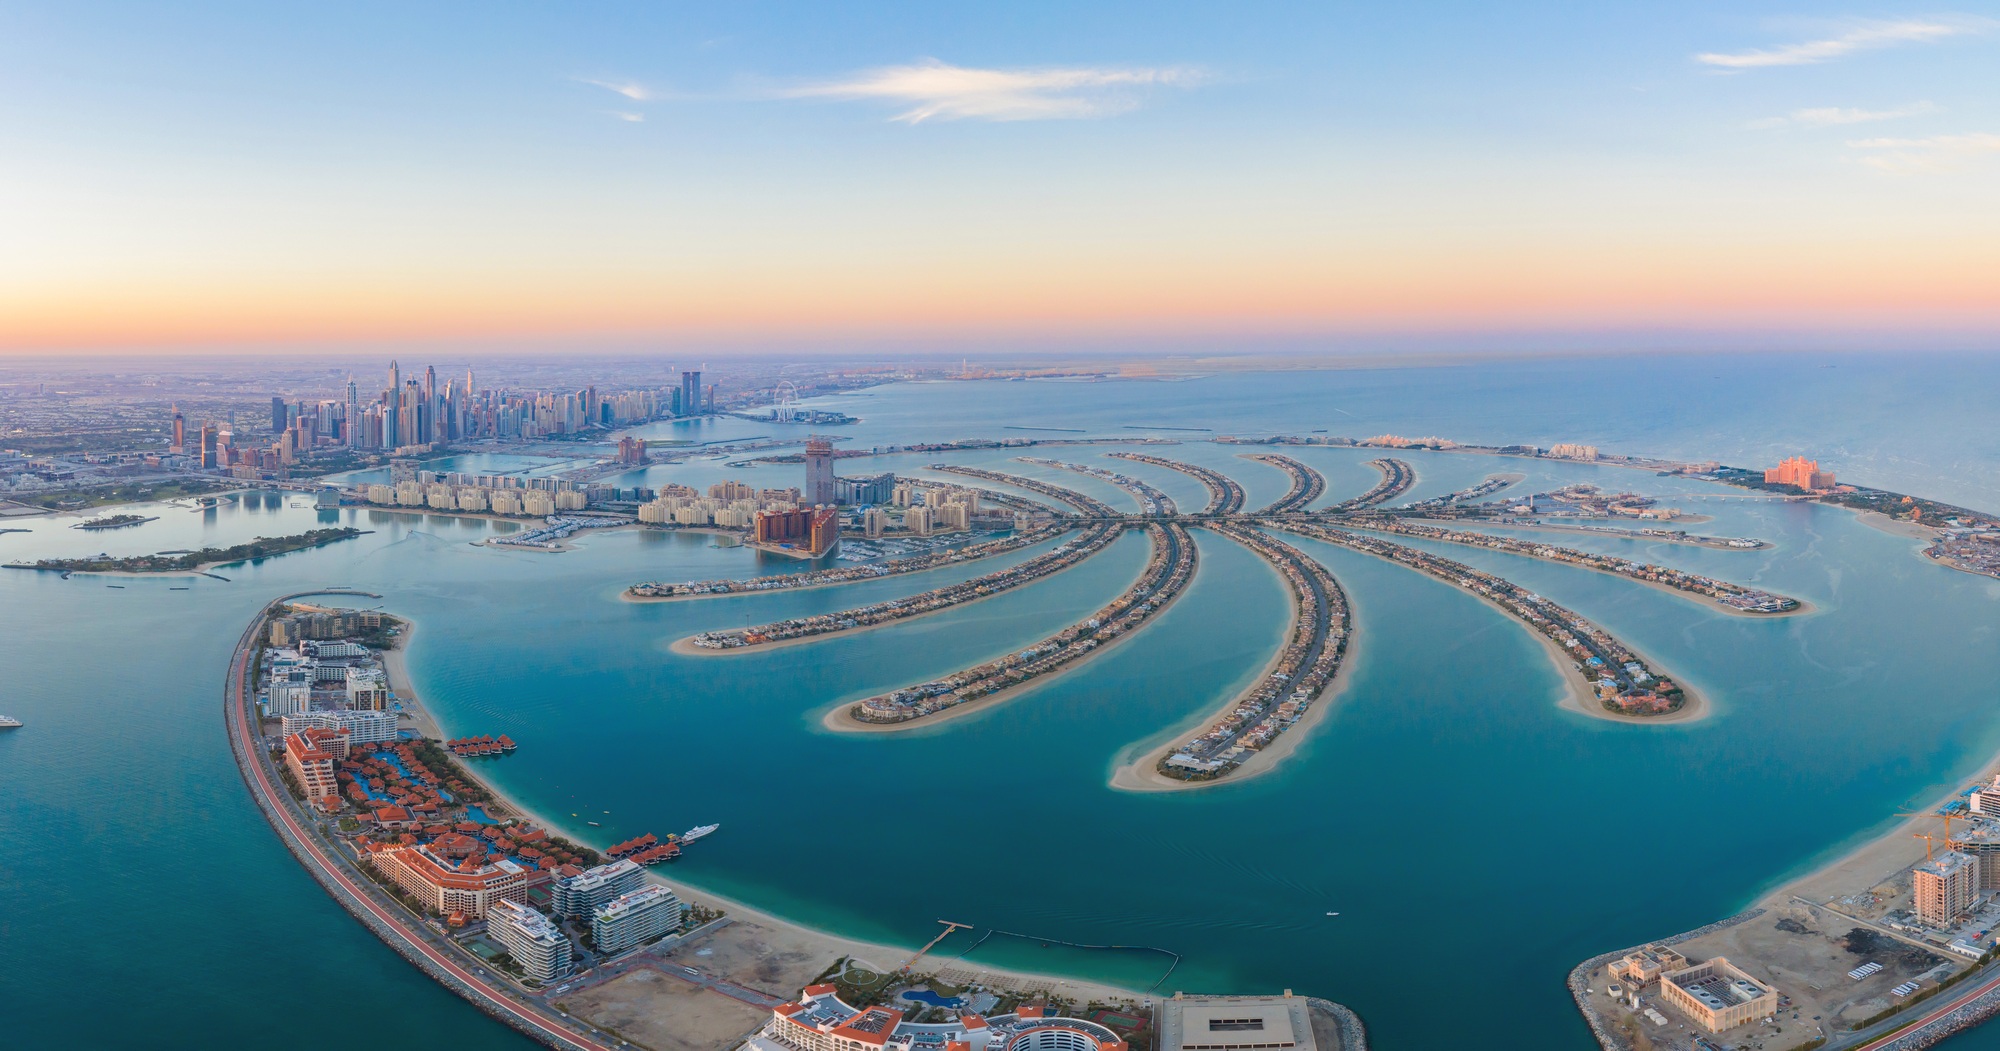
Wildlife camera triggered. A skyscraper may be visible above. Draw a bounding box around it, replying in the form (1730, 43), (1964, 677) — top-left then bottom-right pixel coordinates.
(170, 404), (185, 453)
(424, 366), (437, 442)
(680, 370), (701, 416)
(271, 396), (287, 433)
(803, 436), (836, 506)
(344, 378), (360, 446)
(386, 360), (401, 449)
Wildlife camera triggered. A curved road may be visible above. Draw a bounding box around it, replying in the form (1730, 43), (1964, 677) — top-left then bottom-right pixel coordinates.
(226, 594), (614, 1051)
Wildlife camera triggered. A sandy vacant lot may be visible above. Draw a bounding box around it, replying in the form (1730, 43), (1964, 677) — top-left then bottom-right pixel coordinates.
(563, 969), (770, 1051)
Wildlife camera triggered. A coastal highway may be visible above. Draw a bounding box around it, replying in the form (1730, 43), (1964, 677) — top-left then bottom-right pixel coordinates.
(1108, 453), (1246, 515)
(1243, 454), (1327, 515)
(1845, 959), (2000, 1051)
(225, 596), (616, 1051)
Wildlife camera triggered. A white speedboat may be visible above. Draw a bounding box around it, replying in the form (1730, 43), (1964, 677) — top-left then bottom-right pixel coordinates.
(683, 823), (719, 842)
(0, 716), (21, 728)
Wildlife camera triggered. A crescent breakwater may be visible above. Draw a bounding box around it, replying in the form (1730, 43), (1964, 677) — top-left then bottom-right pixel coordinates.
(1128, 523), (1352, 788)
(1108, 452), (1246, 515)
(1340, 517), (1807, 615)
(1241, 454), (1327, 514)
(832, 522), (1197, 730)
(1274, 521), (1700, 722)
(677, 521), (1124, 652)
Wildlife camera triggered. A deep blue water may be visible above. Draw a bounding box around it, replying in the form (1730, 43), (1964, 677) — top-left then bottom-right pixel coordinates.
(3, 352), (1999, 1050)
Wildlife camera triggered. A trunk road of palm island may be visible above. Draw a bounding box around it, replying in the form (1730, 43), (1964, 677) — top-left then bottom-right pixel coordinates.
(205, 429), (2000, 1051)
(675, 454), (1791, 761)
(224, 595), (619, 1051)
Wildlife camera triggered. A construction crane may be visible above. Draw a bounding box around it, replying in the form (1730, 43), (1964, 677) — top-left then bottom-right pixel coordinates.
(898, 920), (973, 973)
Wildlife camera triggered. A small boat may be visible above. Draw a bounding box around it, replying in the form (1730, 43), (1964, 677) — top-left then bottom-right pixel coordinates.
(0, 716), (21, 729)
(683, 823), (720, 842)
(1325, 911), (1339, 917)
(587, 821), (602, 826)
(169, 586), (189, 591)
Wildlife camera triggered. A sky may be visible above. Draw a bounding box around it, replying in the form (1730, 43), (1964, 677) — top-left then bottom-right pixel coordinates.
(1, 2), (1997, 354)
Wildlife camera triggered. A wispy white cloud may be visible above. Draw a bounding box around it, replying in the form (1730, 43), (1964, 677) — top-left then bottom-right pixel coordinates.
(1847, 132), (2000, 172)
(781, 59), (1204, 123)
(580, 78), (654, 101)
(612, 111), (645, 123)
(1696, 18), (1991, 69)
(1747, 101), (1939, 129)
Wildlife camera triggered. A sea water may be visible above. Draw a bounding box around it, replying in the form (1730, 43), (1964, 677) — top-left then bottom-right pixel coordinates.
(4, 352), (2000, 1050)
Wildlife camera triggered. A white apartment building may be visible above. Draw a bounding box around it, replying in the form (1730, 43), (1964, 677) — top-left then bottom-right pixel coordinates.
(591, 884), (684, 954)
(487, 899), (573, 983)
(552, 858), (647, 919)
(280, 708), (400, 745)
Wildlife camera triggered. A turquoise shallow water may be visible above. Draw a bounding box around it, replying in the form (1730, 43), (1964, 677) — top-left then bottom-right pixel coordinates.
(4, 353), (2000, 1050)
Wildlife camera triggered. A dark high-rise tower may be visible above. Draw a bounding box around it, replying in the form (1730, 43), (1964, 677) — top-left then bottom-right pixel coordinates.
(680, 370), (702, 416)
(271, 396), (287, 433)
(170, 404), (185, 453)
(424, 366), (438, 442)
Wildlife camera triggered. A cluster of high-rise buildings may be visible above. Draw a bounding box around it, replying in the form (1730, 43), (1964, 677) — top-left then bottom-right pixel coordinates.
(480, 857), (685, 983)
(263, 617), (398, 748)
(168, 364), (714, 473)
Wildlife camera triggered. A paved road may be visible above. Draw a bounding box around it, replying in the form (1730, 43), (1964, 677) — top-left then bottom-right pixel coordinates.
(226, 598), (616, 1051)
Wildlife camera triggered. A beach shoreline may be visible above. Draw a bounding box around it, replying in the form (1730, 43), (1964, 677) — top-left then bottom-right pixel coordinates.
(375, 607), (1149, 1005)
(820, 527), (1193, 736)
(1109, 528), (1341, 793)
(669, 528), (1123, 658)
(1291, 529), (1711, 726)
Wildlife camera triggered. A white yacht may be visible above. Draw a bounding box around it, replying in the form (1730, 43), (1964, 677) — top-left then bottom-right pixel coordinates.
(682, 823), (720, 842)
(0, 716), (21, 728)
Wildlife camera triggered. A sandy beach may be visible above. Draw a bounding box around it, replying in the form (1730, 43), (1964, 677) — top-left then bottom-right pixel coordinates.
(1853, 508), (1943, 541)
(1349, 523), (1811, 618)
(620, 533), (1047, 605)
(1293, 530), (1711, 726)
(821, 527), (1194, 735)
(376, 610), (1147, 1007)
(1109, 535), (1336, 793)
(669, 529), (1125, 657)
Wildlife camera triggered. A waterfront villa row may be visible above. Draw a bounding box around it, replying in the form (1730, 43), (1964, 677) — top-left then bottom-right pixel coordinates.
(1018, 456), (1178, 516)
(687, 522), (1125, 651)
(925, 464), (1124, 518)
(848, 523), (1197, 725)
(1325, 458), (1416, 512)
(1276, 522), (1689, 717)
(1107, 452), (1246, 515)
(1159, 524), (1350, 781)
(1340, 517), (1802, 613)
(1242, 454), (1326, 515)
(629, 519), (1070, 599)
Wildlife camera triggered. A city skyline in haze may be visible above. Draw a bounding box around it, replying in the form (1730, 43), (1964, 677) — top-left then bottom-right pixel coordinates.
(3, 2), (1997, 354)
